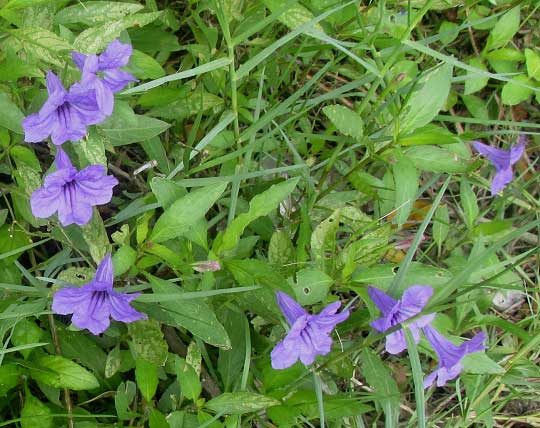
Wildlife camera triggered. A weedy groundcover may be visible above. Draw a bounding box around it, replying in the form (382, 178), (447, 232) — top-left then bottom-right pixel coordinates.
(0, 1), (539, 427)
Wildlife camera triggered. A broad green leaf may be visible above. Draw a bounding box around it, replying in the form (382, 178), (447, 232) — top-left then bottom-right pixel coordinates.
(501, 74), (534, 105)
(217, 178), (299, 253)
(0, 364), (21, 396)
(135, 357), (158, 402)
(9, 28), (71, 66)
(54, 1), (144, 26)
(463, 352), (504, 375)
(310, 209), (340, 273)
(150, 182), (226, 243)
(99, 101), (170, 146)
(0, 93), (24, 133)
(439, 21), (459, 45)
(397, 124), (459, 146)
(404, 146), (469, 173)
(142, 275), (231, 348)
(0, 224), (30, 263)
(105, 345), (122, 379)
(124, 50), (165, 80)
(525, 48), (540, 81)
(21, 389), (53, 428)
(322, 105), (363, 141)
(464, 58), (489, 95)
(400, 63), (453, 134)
(128, 319), (168, 366)
(81, 210), (110, 263)
(218, 308), (246, 392)
(73, 12), (162, 53)
(115, 381), (137, 420)
(268, 229), (295, 275)
(361, 349), (399, 426)
(393, 153), (419, 227)
(485, 6), (520, 51)
(206, 392), (280, 415)
(149, 409), (169, 428)
(292, 267), (332, 305)
(74, 128), (107, 167)
(462, 94), (489, 120)
(30, 356), (100, 390)
(112, 245), (137, 276)
(263, 0), (324, 33)
(11, 319), (43, 359)
(175, 356), (201, 401)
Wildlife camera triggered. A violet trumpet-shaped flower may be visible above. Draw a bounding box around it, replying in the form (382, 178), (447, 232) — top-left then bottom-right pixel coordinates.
(73, 40), (137, 116)
(368, 285), (435, 354)
(30, 149), (118, 226)
(472, 138), (526, 195)
(52, 254), (146, 335)
(270, 291), (349, 370)
(423, 325), (486, 388)
(22, 72), (104, 146)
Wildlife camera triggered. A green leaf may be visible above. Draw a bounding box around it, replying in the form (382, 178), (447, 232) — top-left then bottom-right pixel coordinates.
(148, 90), (224, 120)
(393, 153), (419, 227)
(54, 1), (144, 26)
(9, 28), (72, 66)
(404, 146), (469, 173)
(11, 319), (43, 359)
(432, 204), (449, 252)
(397, 124), (459, 146)
(460, 178), (479, 229)
(439, 21), (459, 45)
(206, 392), (280, 415)
(217, 178), (299, 253)
(99, 101), (170, 146)
(112, 245), (137, 276)
(73, 12), (162, 53)
(263, 0), (324, 33)
(464, 58), (489, 95)
(81, 210), (110, 263)
(501, 74), (534, 105)
(124, 50), (165, 80)
(150, 182), (227, 243)
(218, 308), (246, 392)
(128, 319), (168, 366)
(525, 48), (540, 81)
(310, 209), (340, 273)
(292, 268), (332, 305)
(462, 94), (489, 120)
(0, 364), (21, 396)
(175, 356), (201, 401)
(361, 349), (399, 426)
(462, 352), (505, 375)
(74, 128), (107, 167)
(105, 345), (122, 379)
(322, 105), (363, 140)
(0, 93), (24, 133)
(142, 275), (231, 348)
(400, 64), (453, 134)
(135, 357), (158, 402)
(149, 409), (170, 428)
(21, 389), (54, 428)
(485, 6), (520, 51)
(30, 356), (99, 390)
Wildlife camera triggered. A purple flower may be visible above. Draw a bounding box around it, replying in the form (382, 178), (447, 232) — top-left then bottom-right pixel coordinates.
(368, 285), (435, 354)
(270, 292), (349, 370)
(52, 254), (146, 335)
(423, 325), (486, 388)
(30, 149), (118, 226)
(22, 72), (104, 146)
(472, 138), (526, 195)
(73, 40), (137, 116)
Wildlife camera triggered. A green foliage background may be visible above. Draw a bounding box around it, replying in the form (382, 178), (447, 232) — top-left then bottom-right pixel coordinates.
(0, 0), (539, 427)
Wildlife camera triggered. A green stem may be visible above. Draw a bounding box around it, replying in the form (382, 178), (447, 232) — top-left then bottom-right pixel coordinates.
(313, 370), (325, 428)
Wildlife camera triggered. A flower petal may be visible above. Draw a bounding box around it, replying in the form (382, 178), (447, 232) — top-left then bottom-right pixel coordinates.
(271, 338), (300, 370)
(71, 201), (94, 226)
(72, 51), (88, 71)
(71, 291), (111, 335)
(55, 149), (73, 170)
(22, 112), (55, 143)
(276, 291), (307, 325)
(491, 167), (513, 195)
(52, 286), (91, 315)
(368, 286), (398, 316)
(472, 141), (510, 170)
(385, 329), (407, 354)
(423, 370), (438, 389)
(399, 285), (433, 319)
(510, 140), (526, 164)
(108, 291), (146, 323)
(95, 254), (114, 285)
(75, 165), (118, 205)
(102, 68), (137, 92)
(30, 186), (61, 219)
(99, 40), (133, 69)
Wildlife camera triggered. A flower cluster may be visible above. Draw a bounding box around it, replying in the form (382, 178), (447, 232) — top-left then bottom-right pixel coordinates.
(368, 285), (487, 388)
(22, 41), (143, 335)
(23, 40), (136, 227)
